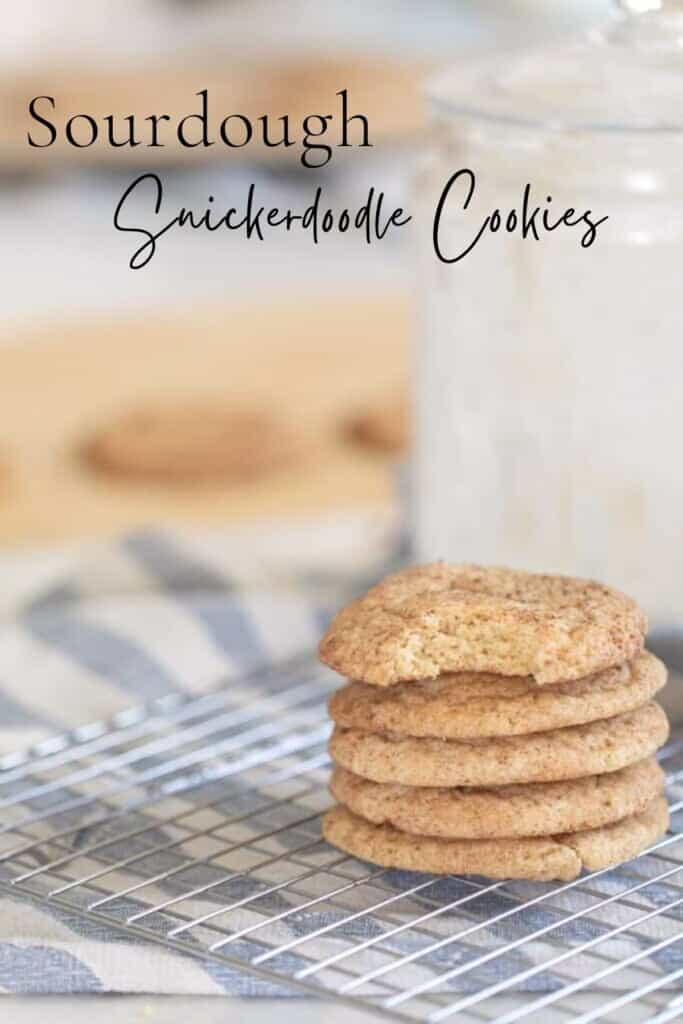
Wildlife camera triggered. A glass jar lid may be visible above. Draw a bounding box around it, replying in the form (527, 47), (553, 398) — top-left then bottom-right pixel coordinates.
(430, 1), (683, 132)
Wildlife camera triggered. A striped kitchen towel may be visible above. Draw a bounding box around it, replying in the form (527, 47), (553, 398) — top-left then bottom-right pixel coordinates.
(0, 519), (680, 997)
(0, 516), (399, 994)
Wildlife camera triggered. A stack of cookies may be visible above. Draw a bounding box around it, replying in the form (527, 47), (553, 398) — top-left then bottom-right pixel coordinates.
(320, 564), (670, 881)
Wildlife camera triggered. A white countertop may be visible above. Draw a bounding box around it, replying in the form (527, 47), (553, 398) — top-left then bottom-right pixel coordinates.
(4, 997), (378, 1024)
(6, 991), (680, 1022)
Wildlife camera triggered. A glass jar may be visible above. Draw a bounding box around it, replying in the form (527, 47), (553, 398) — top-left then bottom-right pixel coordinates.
(415, 0), (683, 624)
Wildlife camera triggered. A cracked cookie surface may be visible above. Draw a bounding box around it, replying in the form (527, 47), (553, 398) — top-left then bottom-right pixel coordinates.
(322, 797), (669, 880)
(329, 652), (666, 739)
(319, 563), (646, 686)
(330, 758), (664, 839)
(329, 702), (669, 787)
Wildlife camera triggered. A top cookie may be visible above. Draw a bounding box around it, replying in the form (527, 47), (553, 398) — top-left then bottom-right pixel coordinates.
(319, 563), (646, 686)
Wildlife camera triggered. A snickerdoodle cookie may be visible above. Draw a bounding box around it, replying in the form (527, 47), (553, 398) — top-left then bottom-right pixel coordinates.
(319, 563), (646, 686)
(329, 652), (666, 739)
(322, 797), (669, 881)
(329, 702), (669, 787)
(330, 758), (664, 839)
(344, 394), (409, 454)
(85, 401), (304, 484)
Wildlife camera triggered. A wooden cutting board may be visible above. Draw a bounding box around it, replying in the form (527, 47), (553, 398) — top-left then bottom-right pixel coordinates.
(0, 292), (409, 545)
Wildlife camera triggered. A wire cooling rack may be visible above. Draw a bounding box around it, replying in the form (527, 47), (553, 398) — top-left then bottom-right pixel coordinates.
(0, 653), (681, 1023)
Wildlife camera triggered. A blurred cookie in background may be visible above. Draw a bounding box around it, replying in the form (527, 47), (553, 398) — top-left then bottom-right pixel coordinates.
(344, 393), (409, 455)
(84, 400), (307, 485)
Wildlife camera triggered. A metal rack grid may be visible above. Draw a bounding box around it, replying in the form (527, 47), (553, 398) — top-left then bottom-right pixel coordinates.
(0, 653), (681, 1023)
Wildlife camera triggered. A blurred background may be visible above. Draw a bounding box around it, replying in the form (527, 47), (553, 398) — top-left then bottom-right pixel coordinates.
(0, 0), (611, 550)
(6, 0), (683, 706)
